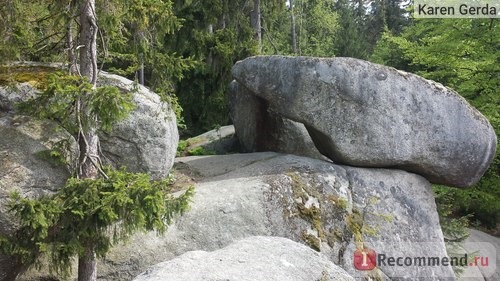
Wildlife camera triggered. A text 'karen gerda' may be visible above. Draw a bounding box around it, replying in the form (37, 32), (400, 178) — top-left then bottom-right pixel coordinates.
(416, 3), (497, 17)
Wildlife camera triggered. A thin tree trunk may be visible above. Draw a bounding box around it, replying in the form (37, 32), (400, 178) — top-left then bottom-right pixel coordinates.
(206, 24), (213, 67)
(251, 0), (261, 53)
(80, 0), (98, 86)
(78, 1), (99, 280)
(139, 61), (144, 85)
(67, 22), (77, 74)
(78, 245), (97, 281)
(289, 0), (297, 54)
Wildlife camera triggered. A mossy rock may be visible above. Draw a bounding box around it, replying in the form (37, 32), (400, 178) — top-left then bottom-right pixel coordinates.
(0, 65), (60, 90)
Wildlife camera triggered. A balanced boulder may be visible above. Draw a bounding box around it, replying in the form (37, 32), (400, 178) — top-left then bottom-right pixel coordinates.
(232, 56), (497, 187)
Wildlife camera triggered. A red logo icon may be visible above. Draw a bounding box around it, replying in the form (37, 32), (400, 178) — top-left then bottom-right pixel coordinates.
(354, 248), (377, 270)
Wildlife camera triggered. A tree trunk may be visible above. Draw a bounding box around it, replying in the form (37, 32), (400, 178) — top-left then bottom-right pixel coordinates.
(139, 61), (145, 85)
(289, 0), (297, 54)
(77, 1), (99, 280)
(78, 245), (97, 281)
(67, 20), (78, 74)
(251, 0), (262, 53)
(67, 0), (77, 74)
(80, 0), (98, 86)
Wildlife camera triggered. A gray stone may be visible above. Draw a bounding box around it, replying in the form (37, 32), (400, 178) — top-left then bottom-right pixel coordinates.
(132, 236), (355, 281)
(0, 83), (38, 113)
(179, 125), (238, 156)
(229, 80), (324, 160)
(0, 66), (179, 179)
(231, 56), (497, 187)
(0, 115), (77, 281)
(457, 229), (500, 281)
(98, 72), (179, 179)
(21, 153), (452, 280)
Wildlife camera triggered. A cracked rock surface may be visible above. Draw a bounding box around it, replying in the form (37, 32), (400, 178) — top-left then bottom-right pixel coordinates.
(21, 153), (455, 281)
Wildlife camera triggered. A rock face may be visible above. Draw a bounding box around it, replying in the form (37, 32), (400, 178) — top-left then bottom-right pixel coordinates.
(229, 80), (324, 159)
(24, 153), (451, 281)
(0, 68), (179, 179)
(232, 56), (497, 187)
(0, 114), (77, 281)
(0, 83), (37, 113)
(133, 236), (355, 281)
(0, 67), (178, 279)
(97, 73), (178, 179)
(457, 229), (500, 281)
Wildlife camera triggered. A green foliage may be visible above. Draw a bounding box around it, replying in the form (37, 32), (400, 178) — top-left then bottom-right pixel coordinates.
(90, 85), (136, 132)
(433, 185), (471, 242)
(96, 0), (197, 133)
(176, 139), (215, 157)
(187, 146), (215, 156)
(332, 0), (368, 58)
(17, 73), (135, 134)
(176, 140), (189, 157)
(168, 0), (258, 135)
(99, 0), (196, 95)
(0, 168), (194, 277)
(261, 0), (340, 57)
(370, 29), (411, 71)
(0, 0), (62, 63)
(293, 0), (339, 56)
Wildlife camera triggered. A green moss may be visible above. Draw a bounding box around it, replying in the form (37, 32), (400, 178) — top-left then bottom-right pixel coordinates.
(177, 138), (217, 157)
(326, 194), (348, 210)
(376, 213), (394, 223)
(346, 210), (364, 244)
(329, 227), (344, 243)
(288, 172), (326, 241)
(346, 208), (382, 249)
(301, 231), (321, 252)
(0, 66), (59, 89)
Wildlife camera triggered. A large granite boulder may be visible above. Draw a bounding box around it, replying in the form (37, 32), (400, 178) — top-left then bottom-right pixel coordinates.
(0, 66), (178, 279)
(20, 153), (454, 280)
(229, 80), (324, 159)
(97, 72), (178, 179)
(231, 56), (497, 187)
(0, 66), (179, 179)
(0, 114), (77, 281)
(133, 236), (355, 281)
